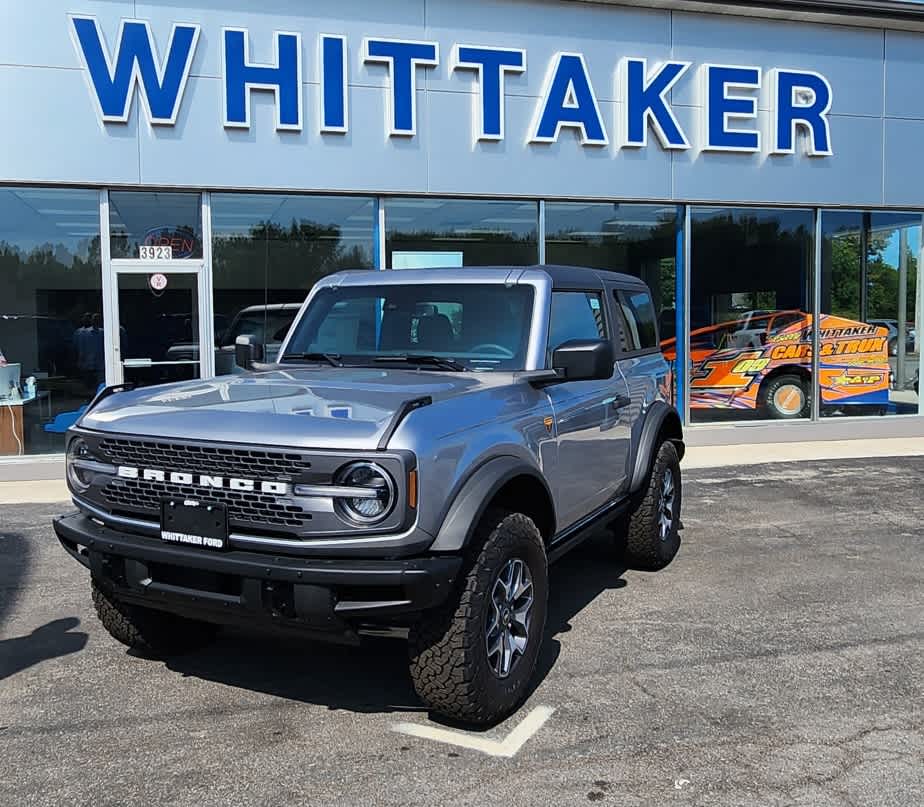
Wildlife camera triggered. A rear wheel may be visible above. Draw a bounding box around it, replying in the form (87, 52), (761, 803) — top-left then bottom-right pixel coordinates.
(408, 509), (548, 725)
(759, 374), (809, 419)
(622, 441), (682, 571)
(91, 580), (218, 657)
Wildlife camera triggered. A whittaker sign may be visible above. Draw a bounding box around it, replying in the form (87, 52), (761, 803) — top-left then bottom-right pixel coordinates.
(69, 15), (835, 157)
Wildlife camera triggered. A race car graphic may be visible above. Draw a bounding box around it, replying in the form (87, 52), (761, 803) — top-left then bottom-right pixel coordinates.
(662, 311), (891, 418)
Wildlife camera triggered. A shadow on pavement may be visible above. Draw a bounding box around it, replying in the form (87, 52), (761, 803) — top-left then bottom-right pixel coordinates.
(164, 533), (629, 718)
(0, 618), (89, 680)
(0, 530), (32, 629)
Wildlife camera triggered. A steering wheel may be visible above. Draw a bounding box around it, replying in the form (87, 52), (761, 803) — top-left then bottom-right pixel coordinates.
(470, 343), (514, 358)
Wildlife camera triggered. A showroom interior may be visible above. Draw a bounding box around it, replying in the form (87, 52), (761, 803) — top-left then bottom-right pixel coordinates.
(0, 187), (920, 457)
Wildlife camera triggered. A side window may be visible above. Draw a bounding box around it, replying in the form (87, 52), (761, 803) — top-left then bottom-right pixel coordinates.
(615, 289), (658, 351)
(548, 291), (606, 352)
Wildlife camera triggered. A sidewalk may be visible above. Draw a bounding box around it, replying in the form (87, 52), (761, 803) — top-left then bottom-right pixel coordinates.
(682, 436), (924, 469)
(2, 437), (923, 505)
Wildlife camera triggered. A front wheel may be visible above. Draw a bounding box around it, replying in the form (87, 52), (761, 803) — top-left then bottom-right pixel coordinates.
(759, 374), (810, 419)
(91, 580), (218, 657)
(408, 509), (548, 725)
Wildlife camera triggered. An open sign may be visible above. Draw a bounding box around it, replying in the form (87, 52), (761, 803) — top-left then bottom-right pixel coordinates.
(142, 225), (200, 259)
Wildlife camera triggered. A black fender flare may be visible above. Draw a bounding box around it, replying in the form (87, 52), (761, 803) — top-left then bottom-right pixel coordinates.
(628, 401), (685, 494)
(428, 456), (554, 553)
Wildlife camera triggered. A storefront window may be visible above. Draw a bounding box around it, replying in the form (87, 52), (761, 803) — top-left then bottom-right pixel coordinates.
(821, 212), (920, 416)
(0, 187), (103, 455)
(109, 191), (203, 259)
(210, 194), (375, 374)
(689, 207), (814, 423)
(545, 202), (679, 401)
(545, 202), (678, 338)
(385, 198), (538, 268)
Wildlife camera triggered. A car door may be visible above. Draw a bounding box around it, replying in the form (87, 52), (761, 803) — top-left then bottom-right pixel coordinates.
(544, 289), (632, 531)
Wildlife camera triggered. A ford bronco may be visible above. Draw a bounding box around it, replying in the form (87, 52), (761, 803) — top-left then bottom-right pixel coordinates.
(54, 265), (684, 724)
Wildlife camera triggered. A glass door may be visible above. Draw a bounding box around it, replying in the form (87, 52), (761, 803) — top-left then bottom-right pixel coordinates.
(113, 269), (207, 387)
(101, 190), (215, 388)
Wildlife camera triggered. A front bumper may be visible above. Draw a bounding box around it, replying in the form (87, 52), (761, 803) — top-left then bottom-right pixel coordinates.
(54, 512), (461, 643)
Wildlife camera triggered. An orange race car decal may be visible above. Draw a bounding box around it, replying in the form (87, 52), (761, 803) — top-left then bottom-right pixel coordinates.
(662, 312), (891, 411)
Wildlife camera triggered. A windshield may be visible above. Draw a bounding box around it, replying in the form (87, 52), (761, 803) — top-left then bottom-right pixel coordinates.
(283, 283), (535, 371)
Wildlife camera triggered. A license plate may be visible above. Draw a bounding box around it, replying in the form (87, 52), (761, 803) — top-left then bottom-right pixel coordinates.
(160, 499), (228, 550)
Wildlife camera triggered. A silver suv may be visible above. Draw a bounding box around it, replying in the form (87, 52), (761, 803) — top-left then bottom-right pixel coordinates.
(55, 265), (684, 724)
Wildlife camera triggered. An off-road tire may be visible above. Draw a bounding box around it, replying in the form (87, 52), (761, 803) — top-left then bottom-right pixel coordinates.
(624, 441), (682, 571)
(408, 509), (548, 725)
(759, 373), (810, 419)
(91, 580), (218, 656)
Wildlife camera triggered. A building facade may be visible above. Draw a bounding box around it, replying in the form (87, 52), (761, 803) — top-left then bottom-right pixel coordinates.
(1, 0), (923, 460)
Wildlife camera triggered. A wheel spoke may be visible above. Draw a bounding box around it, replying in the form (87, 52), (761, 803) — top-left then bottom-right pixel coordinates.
(513, 597), (533, 630)
(501, 630), (514, 676)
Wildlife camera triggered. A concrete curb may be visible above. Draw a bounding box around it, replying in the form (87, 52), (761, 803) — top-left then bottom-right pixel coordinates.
(1, 438), (923, 504)
(683, 437), (924, 469)
(0, 480), (70, 505)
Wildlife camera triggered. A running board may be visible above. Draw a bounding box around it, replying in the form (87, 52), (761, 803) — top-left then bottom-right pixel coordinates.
(547, 497), (630, 564)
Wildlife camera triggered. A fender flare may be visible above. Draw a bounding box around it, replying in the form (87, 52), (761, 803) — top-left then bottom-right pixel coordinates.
(429, 456), (554, 553)
(628, 401), (685, 494)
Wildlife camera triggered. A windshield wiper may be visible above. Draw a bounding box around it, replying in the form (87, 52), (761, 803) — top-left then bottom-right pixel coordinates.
(373, 354), (469, 372)
(281, 352), (343, 367)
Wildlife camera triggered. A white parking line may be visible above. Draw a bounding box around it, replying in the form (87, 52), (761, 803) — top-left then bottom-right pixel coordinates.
(392, 706), (554, 758)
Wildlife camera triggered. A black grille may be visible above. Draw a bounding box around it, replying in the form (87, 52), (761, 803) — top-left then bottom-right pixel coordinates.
(97, 438), (311, 480)
(102, 478), (311, 530)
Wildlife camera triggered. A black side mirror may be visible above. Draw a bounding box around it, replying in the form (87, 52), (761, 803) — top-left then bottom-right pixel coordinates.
(235, 334), (264, 370)
(551, 339), (613, 382)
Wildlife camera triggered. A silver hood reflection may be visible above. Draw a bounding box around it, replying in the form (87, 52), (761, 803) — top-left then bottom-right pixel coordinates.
(78, 367), (499, 450)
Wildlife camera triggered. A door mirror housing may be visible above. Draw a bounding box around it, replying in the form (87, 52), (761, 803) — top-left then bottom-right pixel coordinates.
(235, 334), (264, 370)
(551, 339), (614, 382)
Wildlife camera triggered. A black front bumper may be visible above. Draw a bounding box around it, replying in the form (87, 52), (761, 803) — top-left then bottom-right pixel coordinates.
(54, 512), (461, 643)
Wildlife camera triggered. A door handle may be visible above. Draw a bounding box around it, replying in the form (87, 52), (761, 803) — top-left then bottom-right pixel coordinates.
(611, 395), (631, 410)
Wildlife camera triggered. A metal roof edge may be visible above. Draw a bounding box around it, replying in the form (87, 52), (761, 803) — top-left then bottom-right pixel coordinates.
(563, 0), (924, 32)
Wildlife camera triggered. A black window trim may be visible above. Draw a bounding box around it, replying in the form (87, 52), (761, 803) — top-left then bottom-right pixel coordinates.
(606, 283), (662, 359)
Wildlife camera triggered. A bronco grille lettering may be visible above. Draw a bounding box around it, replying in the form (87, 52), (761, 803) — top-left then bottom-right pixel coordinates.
(116, 466), (289, 495)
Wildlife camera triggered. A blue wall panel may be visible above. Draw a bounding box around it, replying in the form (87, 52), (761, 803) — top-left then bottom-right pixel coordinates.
(0, 0), (921, 208)
(670, 12), (884, 117)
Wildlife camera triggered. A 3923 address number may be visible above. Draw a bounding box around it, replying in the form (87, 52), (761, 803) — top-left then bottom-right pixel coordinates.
(139, 245), (173, 260)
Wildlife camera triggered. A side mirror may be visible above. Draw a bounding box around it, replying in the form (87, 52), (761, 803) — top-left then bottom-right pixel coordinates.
(235, 334), (264, 370)
(551, 339), (613, 382)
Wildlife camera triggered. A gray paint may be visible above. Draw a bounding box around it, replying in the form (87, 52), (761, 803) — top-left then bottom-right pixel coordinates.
(0, 0), (921, 207)
(73, 266), (674, 550)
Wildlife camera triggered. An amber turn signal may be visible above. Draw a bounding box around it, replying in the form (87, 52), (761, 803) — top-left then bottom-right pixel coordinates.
(408, 469), (418, 509)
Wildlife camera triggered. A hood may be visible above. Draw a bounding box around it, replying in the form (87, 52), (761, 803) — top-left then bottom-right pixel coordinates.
(79, 367), (499, 450)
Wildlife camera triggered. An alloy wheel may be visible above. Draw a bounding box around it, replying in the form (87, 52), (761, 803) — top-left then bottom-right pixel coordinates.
(658, 467), (675, 541)
(485, 558), (534, 678)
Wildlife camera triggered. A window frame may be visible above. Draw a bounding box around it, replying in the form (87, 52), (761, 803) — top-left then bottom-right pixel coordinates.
(607, 283), (662, 358)
(546, 287), (611, 362)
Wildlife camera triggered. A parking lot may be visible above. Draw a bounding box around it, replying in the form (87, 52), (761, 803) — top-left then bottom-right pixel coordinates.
(1, 456), (922, 807)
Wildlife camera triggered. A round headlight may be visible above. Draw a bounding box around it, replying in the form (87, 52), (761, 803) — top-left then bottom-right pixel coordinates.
(335, 462), (396, 525)
(66, 437), (93, 493)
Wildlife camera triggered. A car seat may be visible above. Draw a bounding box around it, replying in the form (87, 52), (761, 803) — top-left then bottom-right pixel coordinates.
(416, 313), (454, 352)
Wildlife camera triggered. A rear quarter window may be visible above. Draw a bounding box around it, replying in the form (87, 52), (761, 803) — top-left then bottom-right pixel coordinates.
(615, 288), (658, 351)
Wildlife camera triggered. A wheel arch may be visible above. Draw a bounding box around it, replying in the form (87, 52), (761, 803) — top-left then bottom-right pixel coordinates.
(429, 457), (555, 552)
(628, 401), (685, 494)
(758, 363), (811, 391)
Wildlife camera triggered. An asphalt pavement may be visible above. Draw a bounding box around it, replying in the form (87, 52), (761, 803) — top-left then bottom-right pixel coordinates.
(1, 457), (922, 806)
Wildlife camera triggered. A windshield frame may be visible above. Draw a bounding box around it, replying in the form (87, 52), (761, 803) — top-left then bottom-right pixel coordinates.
(279, 276), (547, 372)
